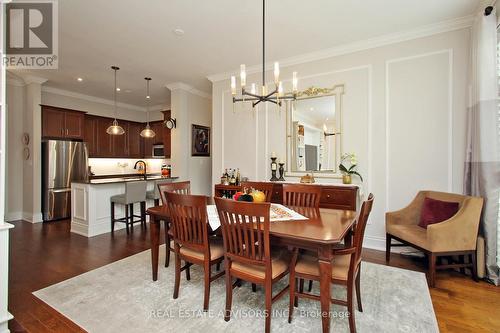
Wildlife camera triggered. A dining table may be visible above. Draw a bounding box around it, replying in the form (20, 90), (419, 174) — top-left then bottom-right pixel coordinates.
(147, 203), (357, 333)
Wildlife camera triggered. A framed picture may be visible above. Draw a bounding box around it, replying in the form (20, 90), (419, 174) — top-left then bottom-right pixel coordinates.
(191, 124), (210, 156)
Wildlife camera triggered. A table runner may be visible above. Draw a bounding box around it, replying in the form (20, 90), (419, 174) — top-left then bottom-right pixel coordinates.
(206, 203), (308, 230)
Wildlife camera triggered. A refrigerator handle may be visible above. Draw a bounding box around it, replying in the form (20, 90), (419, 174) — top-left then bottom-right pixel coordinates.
(83, 143), (90, 182)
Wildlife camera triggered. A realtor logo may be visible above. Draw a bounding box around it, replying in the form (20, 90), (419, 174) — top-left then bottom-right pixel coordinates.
(3, 0), (58, 69)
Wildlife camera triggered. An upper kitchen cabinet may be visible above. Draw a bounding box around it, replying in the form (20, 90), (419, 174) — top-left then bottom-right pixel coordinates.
(162, 110), (171, 158)
(83, 115), (98, 156)
(111, 121), (129, 157)
(128, 122), (143, 158)
(95, 117), (113, 157)
(42, 105), (85, 140)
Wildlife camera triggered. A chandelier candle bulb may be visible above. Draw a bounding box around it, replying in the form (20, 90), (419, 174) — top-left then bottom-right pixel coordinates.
(292, 71), (298, 92)
(240, 64), (246, 87)
(274, 62), (280, 84)
(278, 81), (284, 96)
(231, 76), (236, 95)
(251, 83), (256, 95)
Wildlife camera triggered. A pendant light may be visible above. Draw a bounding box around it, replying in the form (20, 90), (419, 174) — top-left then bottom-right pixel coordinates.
(140, 77), (156, 138)
(106, 66), (125, 135)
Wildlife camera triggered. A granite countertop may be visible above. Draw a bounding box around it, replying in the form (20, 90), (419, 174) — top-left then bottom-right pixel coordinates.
(73, 175), (179, 185)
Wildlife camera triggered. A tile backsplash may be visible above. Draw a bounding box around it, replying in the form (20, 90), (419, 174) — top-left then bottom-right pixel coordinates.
(88, 158), (169, 175)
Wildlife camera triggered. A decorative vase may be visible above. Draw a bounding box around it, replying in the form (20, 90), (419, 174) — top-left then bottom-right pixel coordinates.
(342, 174), (352, 184)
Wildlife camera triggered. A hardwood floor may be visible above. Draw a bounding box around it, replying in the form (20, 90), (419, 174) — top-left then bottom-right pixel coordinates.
(8, 220), (500, 332)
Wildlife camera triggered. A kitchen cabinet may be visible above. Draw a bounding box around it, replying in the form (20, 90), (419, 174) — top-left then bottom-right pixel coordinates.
(142, 121), (164, 158)
(162, 110), (171, 158)
(112, 121), (129, 157)
(42, 106), (85, 140)
(128, 122), (143, 158)
(83, 115), (98, 156)
(96, 117), (113, 157)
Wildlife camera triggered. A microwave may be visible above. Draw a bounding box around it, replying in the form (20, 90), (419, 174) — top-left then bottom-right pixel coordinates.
(152, 144), (165, 158)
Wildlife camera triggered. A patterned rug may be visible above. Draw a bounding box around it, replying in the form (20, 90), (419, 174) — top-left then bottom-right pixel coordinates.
(34, 245), (438, 332)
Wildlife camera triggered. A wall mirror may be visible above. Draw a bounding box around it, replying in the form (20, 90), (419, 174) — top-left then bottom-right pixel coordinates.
(286, 85), (344, 177)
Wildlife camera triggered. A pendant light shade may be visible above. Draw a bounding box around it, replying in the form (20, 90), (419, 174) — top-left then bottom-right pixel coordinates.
(140, 124), (156, 138)
(107, 66), (125, 135)
(107, 119), (125, 135)
(140, 77), (156, 138)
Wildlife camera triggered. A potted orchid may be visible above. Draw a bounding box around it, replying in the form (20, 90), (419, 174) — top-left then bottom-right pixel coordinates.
(339, 152), (363, 184)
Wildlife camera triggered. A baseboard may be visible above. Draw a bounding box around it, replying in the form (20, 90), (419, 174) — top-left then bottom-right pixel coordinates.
(363, 235), (387, 251)
(5, 212), (22, 222)
(0, 312), (14, 333)
(363, 235), (413, 254)
(22, 212), (43, 223)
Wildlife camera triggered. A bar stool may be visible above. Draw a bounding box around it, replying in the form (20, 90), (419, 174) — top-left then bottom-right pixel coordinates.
(111, 181), (147, 234)
(146, 180), (166, 206)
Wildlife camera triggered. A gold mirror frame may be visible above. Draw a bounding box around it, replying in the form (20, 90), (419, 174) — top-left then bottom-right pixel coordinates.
(285, 84), (345, 178)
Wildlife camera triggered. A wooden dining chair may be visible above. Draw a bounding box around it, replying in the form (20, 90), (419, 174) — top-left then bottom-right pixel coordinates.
(240, 181), (274, 202)
(282, 183), (322, 208)
(214, 197), (290, 333)
(156, 181), (191, 267)
(165, 192), (224, 311)
(288, 193), (374, 333)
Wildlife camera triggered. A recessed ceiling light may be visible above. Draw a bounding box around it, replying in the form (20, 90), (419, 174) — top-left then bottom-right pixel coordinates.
(116, 87), (121, 92)
(77, 77), (83, 82)
(310, 107), (314, 111)
(146, 95), (150, 99)
(173, 28), (184, 36)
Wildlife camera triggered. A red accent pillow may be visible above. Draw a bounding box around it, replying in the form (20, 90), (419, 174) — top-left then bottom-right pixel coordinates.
(418, 197), (460, 229)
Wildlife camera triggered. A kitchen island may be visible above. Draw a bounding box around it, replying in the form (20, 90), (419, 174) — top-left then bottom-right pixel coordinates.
(71, 176), (178, 237)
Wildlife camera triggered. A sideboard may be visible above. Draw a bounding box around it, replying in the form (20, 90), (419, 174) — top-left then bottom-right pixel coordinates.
(214, 182), (358, 211)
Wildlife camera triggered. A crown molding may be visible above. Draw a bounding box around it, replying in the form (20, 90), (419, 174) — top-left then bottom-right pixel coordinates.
(41, 86), (170, 112)
(23, 75), (48, 85)
(207, 15), (474, 82)
(6, 71), (25, 87)
(166, 82), (211, 100)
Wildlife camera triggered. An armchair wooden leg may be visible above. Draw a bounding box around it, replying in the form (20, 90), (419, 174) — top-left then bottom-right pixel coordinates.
(185, 262), (191, 281)
(164, 221), (170, 267)
(203, 262), (211, 311)
(386, 233), (391, 262)
(224, 266), (232, 322)
(111, 202), (115, 233)
(347, 278), (356, 333)
(173, 252), (181, 299)
(471, 251), (479, 282)
(264, 279), (272, 333)
(252, 283), (257, 292)
(428, 253), (436, 288)
(355, 267), (363, 312)
(288, 270), (296, 323)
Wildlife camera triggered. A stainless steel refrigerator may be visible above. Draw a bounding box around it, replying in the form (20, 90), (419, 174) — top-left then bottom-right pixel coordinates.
(42, 140), (88, 221)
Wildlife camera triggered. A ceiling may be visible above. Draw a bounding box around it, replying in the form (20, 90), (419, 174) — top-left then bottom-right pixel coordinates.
(15, 0), (479, 108)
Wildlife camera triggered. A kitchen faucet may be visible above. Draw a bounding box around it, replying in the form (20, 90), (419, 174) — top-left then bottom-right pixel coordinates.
(134, 160), (147, 180)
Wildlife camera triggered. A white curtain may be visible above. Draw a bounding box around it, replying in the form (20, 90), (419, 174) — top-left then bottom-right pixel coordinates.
(464, 5), (500, 285)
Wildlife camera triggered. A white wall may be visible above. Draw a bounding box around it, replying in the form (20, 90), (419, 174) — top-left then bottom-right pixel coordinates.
(211, 28), (470, 250)
(5, 84), (24, 221)
(169, 84), (212, 195)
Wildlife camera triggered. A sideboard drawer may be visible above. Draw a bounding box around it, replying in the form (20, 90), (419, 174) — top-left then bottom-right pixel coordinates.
(320, 187), (357, 211)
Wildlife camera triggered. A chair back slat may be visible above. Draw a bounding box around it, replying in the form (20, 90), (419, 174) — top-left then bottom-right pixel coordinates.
(214, 198), (271, 266)
(158, 181), (191, 205)
(166, 192), (209, 253)
(282, 184), (321, 208)
(352, 193), (374, 263)
(240, 181), (274, 202)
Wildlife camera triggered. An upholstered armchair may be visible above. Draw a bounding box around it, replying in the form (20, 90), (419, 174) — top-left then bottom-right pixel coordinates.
(386, 191), (484, 287)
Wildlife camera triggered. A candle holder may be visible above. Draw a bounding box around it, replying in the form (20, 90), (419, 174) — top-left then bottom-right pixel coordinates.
(270, 157), (278, 181)
(278, 162), (285, 181)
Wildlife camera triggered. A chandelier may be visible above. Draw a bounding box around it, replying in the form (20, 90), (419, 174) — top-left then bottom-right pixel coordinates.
(231, 0), (298, 107)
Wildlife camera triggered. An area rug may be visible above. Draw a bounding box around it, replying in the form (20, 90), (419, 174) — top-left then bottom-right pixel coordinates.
(33, 245), (438, 332)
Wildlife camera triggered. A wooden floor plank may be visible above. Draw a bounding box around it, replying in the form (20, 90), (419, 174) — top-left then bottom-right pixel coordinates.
(8, 220), (500, 332)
